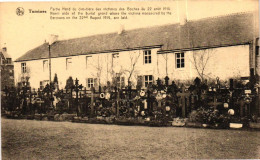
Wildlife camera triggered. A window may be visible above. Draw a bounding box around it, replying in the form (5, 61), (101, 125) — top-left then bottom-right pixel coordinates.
(112, 53), (119, 67)
(114, 73), (125, 88)
(86, 56), (92, 68)
(6, 58), (11, 64)
(66, 58), (72, 70)
(21, 63), (26, 73)
(176, 52), (185, 68)
(87, 78), (94, 88)
(144, 75), (153, 87)
(144, 50), (151, 64)
(43, 60), (48, 72)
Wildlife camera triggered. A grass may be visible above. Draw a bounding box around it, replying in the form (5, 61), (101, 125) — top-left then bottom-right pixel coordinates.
(1, 118), (260, 159)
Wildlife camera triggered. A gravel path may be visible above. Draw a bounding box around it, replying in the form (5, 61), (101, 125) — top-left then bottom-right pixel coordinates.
(1, 118), (260, 159)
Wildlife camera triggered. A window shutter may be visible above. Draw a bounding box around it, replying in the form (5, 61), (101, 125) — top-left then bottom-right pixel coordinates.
(137, 76), (143, 89)
(86, 78), (89, 89)
(121, 77), (125, 88)
(94, 78), (98, 90)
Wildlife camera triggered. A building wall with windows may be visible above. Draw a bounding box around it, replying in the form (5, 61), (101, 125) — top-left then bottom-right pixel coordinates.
(14, 47), (161, 89)
(14, 44), (250, 89)
(157, 44), (250, 82)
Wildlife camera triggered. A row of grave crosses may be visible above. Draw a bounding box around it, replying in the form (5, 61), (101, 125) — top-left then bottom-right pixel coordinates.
(190, 77), (258, 118)
(2, 75), (258, 118)
(51, 76), (257, 118)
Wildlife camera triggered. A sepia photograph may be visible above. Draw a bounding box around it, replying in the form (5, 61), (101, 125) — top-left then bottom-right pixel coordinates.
(0, 0), (259, 159)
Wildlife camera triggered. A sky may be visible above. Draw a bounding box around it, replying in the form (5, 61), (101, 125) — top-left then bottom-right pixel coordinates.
(0, 0), (258, 60)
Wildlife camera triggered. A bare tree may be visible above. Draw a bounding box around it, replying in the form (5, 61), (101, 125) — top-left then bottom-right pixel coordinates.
(191, 48), (214, 82)
(161, 32), (170, 76)
(119, 28), (141, 87)
(125, 50), (141, 86)
(91, 55), (103, 87)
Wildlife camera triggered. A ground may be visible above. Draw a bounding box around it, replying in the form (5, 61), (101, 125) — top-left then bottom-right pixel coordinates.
(1, 118), (260, 160)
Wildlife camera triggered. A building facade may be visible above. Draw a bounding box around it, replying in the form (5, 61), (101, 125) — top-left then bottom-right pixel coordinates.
(1, 47), (14, 89)
(14, 12), (259, 90)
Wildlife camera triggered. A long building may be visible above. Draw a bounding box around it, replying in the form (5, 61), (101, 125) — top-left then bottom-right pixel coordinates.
(14, 12), (259, 90)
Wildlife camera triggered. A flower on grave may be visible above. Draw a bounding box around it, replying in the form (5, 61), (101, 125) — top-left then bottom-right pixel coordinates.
(140, 90), (145, 97)
(145, 117), (150, 121)
(224, 103), (229, 108)
(228, 109), (235, 115)
(105, 93), (111, 100)
(162, 94), (167, 98)
(133, 96), (138, 100)
(166, 106), (171, 111)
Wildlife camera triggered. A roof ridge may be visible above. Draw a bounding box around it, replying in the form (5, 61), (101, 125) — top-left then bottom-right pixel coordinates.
(187, 11), (253, 23)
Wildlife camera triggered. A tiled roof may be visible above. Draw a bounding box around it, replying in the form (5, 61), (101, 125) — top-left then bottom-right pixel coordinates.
(1, 49), (12, 59)
(15, 12), (259, 62)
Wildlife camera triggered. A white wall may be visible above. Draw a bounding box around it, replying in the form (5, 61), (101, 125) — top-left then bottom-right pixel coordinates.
(14, 44), (250, 89)
(157, 44), (250, 82)
(14, 48), (160, 89)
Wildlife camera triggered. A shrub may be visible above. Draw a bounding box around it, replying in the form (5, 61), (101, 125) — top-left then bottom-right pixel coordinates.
(188, 106), (222, 125)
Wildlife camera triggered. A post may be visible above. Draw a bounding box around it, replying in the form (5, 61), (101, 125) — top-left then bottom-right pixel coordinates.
(48, 44), (53, 108)
(75, 78), (79, 116)
(229, 78), (234, 109)
(147, 90), (152, 116)
(116, 88), (120, 118)
(256, 84), (260, 117)
(91, 87), (94, 117)
(165, 76), (169, 87)
(49, 45), (51, 85)
(181, 97), (186, 118)
(177, 86), (190, 118)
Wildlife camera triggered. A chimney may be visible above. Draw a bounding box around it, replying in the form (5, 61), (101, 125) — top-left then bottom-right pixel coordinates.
(177, 0), (188, 25)
(48, 34), (59, 45)
(2, 47), (7, 52)
(118, 25), (125, 35)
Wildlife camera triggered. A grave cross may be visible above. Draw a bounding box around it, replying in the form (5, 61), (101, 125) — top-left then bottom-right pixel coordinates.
(164, 76), (169, 87)
(208, 95), (222, 109)
(156, 78), (163, 91)
(176, 85), (190, 118)
(21, 81), (31, 114)
(37, 88), (43, 98)
(22, 82), (31, 98)
(74, 78), (83, 116)
(3, 86), (9, 97)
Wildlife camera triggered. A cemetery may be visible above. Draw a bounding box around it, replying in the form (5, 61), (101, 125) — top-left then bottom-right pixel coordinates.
(1, 74), (260, 130)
